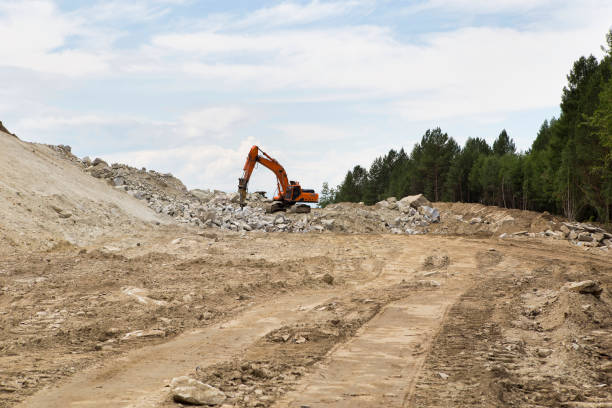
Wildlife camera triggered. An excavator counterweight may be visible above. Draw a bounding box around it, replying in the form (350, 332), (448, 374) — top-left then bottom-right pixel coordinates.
(238, 145), (318, 213)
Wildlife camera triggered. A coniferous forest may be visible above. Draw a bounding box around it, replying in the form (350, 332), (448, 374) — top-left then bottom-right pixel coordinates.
(321, 32), (612, 224)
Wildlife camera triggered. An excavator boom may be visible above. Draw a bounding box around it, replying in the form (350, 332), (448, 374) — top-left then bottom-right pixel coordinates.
(238, 145), (318, 212)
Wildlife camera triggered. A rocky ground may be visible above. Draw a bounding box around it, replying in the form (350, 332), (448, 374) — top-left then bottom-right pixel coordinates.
(51, 145), (612, 250)
(1, 131), (610, 407)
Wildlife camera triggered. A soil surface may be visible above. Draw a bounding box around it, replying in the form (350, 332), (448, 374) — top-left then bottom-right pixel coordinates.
(1, 130), (610, 407)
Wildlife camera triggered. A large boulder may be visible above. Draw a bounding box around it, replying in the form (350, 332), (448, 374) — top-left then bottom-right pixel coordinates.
(170, 376), (226, 406)
(376, 200), (391, 209)
(561, 280), (603, 297)
(191, 189), (215, 202)
(92, 157), (108, 167)
(397, 194), (431, 213)
(88, 162), (112, 179)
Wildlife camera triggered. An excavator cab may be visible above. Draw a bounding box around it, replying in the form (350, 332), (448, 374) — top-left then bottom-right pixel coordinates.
(286, 181), (301, 201)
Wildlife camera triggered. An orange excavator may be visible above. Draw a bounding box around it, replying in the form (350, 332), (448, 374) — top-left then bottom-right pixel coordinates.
(238, 145), (318, 213)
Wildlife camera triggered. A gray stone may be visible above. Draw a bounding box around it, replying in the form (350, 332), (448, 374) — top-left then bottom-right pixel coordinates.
(419, 206), (440, 222)
(376, 200), (390, 209)
(113, 176), (125, 186)
(228, 192), (240, 203)
(582, 225), (602, 233)
(321, 219), (335, 228)
(560, 225), (570, 236)
(577, 232), (593, 242)
(89, 163), (112, 178)
(398, 194), (431, 212)
(92, 157), (107, 166)
(561, 280), (603, 296)
(127, 190), (144, 200)
(191, 189), (214, 202)
(170, 376), (226, 405)
(536, 348), (553, 358)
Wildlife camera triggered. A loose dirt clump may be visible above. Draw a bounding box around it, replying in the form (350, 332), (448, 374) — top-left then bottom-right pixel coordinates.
(188, 318), (368, 408)
(409, 258), (612, 407)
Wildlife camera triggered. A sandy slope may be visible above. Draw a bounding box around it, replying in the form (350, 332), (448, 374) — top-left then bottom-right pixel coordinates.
(0, 131), (165, 254)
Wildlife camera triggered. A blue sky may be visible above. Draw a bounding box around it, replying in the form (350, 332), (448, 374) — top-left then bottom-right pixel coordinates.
(1, 0), (610, 195)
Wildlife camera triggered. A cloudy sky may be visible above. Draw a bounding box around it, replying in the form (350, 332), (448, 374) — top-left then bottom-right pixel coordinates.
(1, 0), (610, 195)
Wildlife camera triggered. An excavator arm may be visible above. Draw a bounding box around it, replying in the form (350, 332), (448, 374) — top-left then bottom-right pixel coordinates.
(238, 146), (289, 206)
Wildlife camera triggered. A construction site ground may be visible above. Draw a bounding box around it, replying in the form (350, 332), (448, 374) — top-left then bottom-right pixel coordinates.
(1, 131), (611, 407)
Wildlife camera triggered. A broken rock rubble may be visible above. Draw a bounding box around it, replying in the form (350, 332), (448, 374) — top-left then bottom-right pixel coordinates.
(80, 157), (440, 235)
(501, 221), (612, 249)
(48, 146), (611, 243)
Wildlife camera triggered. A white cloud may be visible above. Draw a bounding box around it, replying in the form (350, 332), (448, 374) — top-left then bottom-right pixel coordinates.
(101, 135), (380, 194)
(0, 0), (111, 76)
(235, 0), (365, 28)
(401, 0), (557, 14)
(17, 114), (110, 130)
(0, 0), (193, 78)
(16, 113), (175, 131)
(275, 123), (351, 142)
(104, 137), (258, 191)
(76, 1), (172, 23)
(16, 105), (249, 143)
(393, 25), (608, 120)
(148, 20), (610, 119)
(2, 0), (612, 194)
(180, 106), (249, 139)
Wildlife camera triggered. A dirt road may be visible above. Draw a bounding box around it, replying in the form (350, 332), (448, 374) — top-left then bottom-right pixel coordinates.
(6, 232), (608, 408)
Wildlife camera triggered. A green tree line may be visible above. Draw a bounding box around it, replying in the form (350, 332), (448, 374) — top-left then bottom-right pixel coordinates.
(320, 32), (612, 224)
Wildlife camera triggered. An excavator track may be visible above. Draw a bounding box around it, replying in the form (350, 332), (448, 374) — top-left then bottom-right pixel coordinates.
(295, 204), (311, 213)
(267, 201), (288, 213)
(266, 202), (311, 214)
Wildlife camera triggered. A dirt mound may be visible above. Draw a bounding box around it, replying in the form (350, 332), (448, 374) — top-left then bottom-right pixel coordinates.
(0, 131), (165, 254)
(435, 202), (612, 251)
(410, 257), (612, 407)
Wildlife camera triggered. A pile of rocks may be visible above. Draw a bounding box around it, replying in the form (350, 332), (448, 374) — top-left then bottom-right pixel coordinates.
(79, 155), (440, 234)
(557, 222), (612, 248)
(502, 221), (612, 250)
(373, 195), (440, 234)
(45, 146), (612, 243)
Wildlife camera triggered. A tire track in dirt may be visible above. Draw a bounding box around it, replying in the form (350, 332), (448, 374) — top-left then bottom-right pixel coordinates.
(14, 235), (393, 408)
(15, 290), (339, 408)
(273, 243), (480, 408)
(13, 237), (515, 408)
